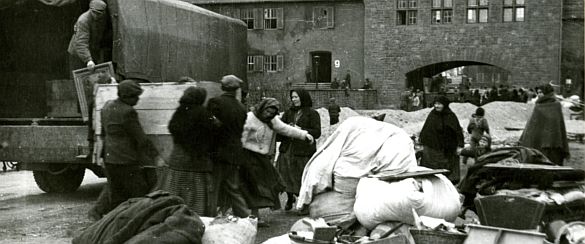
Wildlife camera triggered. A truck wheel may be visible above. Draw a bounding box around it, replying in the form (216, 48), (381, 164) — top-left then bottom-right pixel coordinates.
(33, 167), (85, 193)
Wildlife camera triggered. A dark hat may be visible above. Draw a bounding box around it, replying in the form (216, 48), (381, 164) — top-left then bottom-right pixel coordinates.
(220, 75), (242, 91)
(179, 86), (207, 105)
(89, 0), (107, 12)
(117, 80), (143, 98)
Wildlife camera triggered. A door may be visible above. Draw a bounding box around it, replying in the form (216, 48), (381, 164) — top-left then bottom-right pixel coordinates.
(311, 51), (331, 83)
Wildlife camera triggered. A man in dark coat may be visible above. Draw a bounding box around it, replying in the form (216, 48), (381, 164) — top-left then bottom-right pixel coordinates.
(519, 84), (570, 165)
(68, 0), (108, 71)
(207, 75), (250, 218)
(98, 80), (160, 216)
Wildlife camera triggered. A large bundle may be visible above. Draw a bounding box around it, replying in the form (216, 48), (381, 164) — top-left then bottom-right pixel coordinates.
(297, 116), (418, 208)
(354, 174), (461, 229)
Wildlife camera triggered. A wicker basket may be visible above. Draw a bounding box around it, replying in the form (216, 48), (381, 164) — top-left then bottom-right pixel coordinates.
(409, 229), (467, 244)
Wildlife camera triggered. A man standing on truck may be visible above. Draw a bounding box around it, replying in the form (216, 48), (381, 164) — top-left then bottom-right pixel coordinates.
(207, 75), (250, 218)
(98, 80), (161, 214)
(67, 0), (108, 71)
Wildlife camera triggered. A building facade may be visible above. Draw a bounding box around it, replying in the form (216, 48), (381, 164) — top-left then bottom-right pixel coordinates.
(188, 0), (581, 107)
(193, 0), (365, 106)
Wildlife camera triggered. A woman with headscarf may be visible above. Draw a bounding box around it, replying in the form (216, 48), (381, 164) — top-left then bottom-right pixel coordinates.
(276, 89), (321, 214)
(158, 86), (216, 216)
(519, 84), (570, 165)
(240, 97), (314, 226)
(419, 96), (464, 184)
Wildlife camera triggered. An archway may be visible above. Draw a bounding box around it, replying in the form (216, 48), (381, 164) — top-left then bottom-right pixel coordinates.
(405, 61), (511, 93)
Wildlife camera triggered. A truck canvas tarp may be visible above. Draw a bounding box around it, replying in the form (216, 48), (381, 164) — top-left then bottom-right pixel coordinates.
(110, 0), (247, 86)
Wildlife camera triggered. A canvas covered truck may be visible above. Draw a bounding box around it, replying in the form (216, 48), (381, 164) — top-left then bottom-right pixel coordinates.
(0, 0), (247, 192)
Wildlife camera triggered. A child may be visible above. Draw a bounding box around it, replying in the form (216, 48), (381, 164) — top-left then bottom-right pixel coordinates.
(461, 107), (491, 164)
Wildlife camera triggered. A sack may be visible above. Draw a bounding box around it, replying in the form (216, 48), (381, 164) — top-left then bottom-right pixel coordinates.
(310, 191), (356, 228)
(354, 176), (461, 229)
(202, 216), (257, 244)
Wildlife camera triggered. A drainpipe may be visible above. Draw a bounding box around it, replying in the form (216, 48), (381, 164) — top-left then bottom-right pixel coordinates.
(559, 0), (563, 94)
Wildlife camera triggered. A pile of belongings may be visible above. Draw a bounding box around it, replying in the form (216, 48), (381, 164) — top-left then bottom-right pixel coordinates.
(458, 146), (585, 243)
(73, 191), (258, 244)
(281, 116), (464, 242)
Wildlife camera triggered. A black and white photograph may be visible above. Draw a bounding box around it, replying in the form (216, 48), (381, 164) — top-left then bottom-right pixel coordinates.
(0, 0), (583, 243)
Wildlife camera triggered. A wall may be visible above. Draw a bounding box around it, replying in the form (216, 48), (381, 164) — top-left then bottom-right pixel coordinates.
(364, 0), (563, 105)
(561, 0), (584, 97)
(201, 1), (365, 106)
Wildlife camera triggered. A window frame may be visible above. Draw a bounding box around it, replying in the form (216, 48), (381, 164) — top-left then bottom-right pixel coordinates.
(397, 0), (418, 25)
(467, 0), (489, 23)
(503, 0), (525, 22)
(264, 8), (278, 30)
(247, 55), (264, 73)
(240, 9), (255, 30)
(431, 0), (453, 24)
(264, 54), (284, 73)
(313, 6), (335, 29)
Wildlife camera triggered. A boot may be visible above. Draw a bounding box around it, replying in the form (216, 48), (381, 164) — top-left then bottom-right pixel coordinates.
(285, 193), (295, 211)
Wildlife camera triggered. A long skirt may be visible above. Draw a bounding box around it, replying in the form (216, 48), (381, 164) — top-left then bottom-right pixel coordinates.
(276, 148), (311, 195)
(420, 146), (460, 184)
(240, 149), (285, 210)
(157, 166), (213, 216)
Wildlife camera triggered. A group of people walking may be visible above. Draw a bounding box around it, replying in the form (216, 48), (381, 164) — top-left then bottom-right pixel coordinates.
(93, 75), (321, 227)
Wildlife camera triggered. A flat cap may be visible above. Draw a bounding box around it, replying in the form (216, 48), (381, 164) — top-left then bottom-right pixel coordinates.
(117, 80), (143, 98)
(89, 0), (107, 12)
(220, 75), (242, 91)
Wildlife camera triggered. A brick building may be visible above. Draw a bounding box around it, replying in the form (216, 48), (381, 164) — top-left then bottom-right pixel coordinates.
(187, 0), (582, 107)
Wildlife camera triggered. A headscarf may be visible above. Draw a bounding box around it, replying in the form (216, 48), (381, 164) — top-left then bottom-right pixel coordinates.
(253, 98), (281, 125)
(433, 95), (451, 113)
(290, 88), (313, 111)
(536, 84), (558, 104)
(179, 86), (206, 106)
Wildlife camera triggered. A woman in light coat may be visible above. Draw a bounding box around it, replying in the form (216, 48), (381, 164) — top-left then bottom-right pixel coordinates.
(240, 98), (314, 227)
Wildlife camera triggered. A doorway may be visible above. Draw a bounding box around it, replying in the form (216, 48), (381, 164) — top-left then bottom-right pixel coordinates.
(310, 51), (331, 83)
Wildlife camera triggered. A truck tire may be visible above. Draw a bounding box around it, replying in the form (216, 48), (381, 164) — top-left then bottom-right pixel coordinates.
(33, 167), (85, 193)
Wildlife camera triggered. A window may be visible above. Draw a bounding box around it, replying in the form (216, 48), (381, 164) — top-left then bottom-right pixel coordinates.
(503, 0), (524, 22)
(264, 55), (284, 72)
(467, 0), (489, 23)
(247, 55), (264, 72)
(313, 7), (335, 29)
(432, 0), (453, 24)
(241, 9), (255, 29)
(397, 0), (417, 25)
(264, 8), (283, 30)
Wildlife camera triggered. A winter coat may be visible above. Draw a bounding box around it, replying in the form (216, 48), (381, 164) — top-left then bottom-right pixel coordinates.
(242, 112), (307, 155)
(101, 99), (158, 165)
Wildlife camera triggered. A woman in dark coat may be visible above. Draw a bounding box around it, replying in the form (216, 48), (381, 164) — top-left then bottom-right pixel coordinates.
(159, 86), (216, 216)
(419, 96), (464, 184)
(277, 88), (321, 213)
(519, 84), (570, 165)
